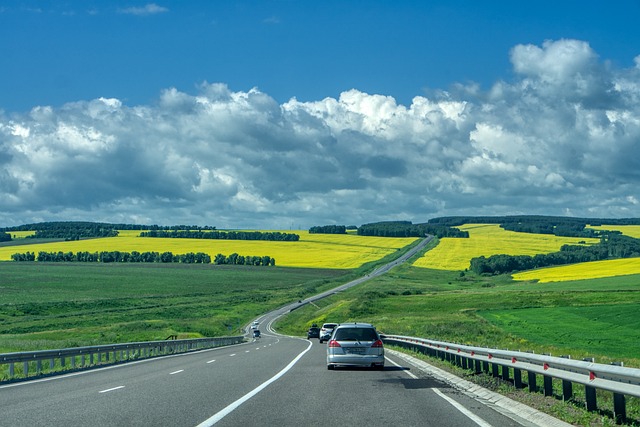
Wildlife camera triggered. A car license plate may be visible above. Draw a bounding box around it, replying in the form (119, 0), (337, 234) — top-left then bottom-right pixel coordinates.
(345, 347), (365, 354)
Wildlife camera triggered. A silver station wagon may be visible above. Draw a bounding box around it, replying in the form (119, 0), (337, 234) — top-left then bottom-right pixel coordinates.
(326, 323), (384, 370)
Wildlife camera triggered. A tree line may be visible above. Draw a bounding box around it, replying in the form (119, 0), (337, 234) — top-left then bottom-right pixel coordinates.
(309, 225), (347, 234)
(10, 250), (275, 266)
(428, 215), (640, 238)
(469, 234), (640, 275)
(357, 221), (468, 238)
(139, 230), (299, 241)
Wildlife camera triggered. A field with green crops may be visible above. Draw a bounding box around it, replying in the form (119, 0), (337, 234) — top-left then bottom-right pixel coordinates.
(0, 262), (348, 353)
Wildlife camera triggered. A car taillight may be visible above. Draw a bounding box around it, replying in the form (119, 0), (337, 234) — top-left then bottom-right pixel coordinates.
(371, 339), (383, 348)
(328, 340), (341, 348)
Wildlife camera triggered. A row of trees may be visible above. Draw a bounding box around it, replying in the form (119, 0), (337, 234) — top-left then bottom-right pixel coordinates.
(213, 253), (275, 266)
(10, 250), (275, 266)
(469, 234), (640, 275)
(0, 232), (10, 242)
(357, 221), (468, 238)
(139, 230), (299, 241)
(0, 221), (217, 232)
(428, 215), (640, 238)
(308, 225), (347, 234)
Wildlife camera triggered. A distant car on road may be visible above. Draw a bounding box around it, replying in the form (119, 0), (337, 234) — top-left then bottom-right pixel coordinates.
(307, 326), (320, 339)
(252, 330), (261, 338)
(326, 323), (384, 370)
(318, 323), (338, 343)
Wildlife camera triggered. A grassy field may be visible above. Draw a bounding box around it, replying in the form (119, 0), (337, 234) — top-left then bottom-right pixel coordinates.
(276, 261), (640, 367)
(412, 224), (599, 271)
(0, 230), (416, 269)
(0, 262), (347, 353)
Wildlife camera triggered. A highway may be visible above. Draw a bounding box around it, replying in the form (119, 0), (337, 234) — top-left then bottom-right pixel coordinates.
(0, 237), (567, 426)
(1, 328), (544, 426)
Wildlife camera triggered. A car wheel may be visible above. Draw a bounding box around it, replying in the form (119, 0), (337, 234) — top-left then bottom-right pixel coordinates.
(319, 339), (323, 343)
(327, 364), (334, 370)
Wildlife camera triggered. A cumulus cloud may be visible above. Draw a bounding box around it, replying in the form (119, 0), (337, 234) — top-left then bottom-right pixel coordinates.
(1, 39), (640, 228)
(118, 3), (168, 16)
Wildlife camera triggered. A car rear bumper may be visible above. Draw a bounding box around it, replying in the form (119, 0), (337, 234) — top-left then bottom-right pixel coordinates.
(327, 354), (385, 367)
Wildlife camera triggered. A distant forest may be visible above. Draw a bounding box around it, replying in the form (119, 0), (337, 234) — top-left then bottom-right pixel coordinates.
(309, 225), (347, 234)
(357, 221), (469, 238)
(139, 230), (300, 241)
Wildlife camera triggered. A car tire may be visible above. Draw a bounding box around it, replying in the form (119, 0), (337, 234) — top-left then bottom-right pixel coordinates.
(327, 364), (334, 370)
(319, 339), (323, 343)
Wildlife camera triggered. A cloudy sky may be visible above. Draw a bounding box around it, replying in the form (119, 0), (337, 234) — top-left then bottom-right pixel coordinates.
(1, 1), (640, 229)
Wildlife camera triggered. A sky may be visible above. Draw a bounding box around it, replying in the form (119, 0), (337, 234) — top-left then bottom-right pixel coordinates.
(1, 1), (640, 229)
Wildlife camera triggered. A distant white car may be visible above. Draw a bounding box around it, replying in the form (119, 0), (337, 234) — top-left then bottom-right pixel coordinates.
(318, 323), (338, 343)
(251, 320), (260, 330)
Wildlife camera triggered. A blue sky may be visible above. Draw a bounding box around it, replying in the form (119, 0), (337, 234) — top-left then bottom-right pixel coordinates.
(1, 1), (640, 228)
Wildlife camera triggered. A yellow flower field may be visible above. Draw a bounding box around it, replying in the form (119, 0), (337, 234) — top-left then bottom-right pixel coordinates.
(0, 230), (417, 269)
(588, 225), (640, 239)
(511, 224), (640, 282)
(512, 257), (640, 283)
(412, 224), (599, 271)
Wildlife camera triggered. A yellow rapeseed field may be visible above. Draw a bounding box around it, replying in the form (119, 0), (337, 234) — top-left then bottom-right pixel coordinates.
(588, 224), (640, 239)
(0, 230), (417, 269)
(512, 224), (640, 282)
(412, 224), (599, 271)
(512, 257), (640, 283)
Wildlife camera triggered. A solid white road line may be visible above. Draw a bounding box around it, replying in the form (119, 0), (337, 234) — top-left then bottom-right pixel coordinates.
(385, 356), (493, 427)
(99, 386), (125, 393)
(196, 340), (313, 426)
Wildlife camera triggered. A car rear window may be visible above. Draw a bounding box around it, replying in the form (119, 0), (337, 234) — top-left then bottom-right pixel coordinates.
(333, 327), (378, 341)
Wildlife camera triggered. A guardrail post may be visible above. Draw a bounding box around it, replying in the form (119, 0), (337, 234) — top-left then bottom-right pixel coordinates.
(9, 363), (14, 377)
(543, 375), (553, 397)
(513, 368), (523, 389)
(36, 360), (42, 374)
(492, 362), (499, 378)
(560, 356), (573, 401)
(501, 365), (510, 381)
(528, 371), (537, 392)
(585, 386), (597, 412)
(613, 393), (626, 424)
(24, 361), (28, 377)
(474, 359), (482, 374)
(610, 362), (626, 424)
(482, 360), (489, 374)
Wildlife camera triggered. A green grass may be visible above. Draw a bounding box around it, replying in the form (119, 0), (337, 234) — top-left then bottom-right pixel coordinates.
(479, 304), (640, 359)
(0, 262), (347, 352)
(275, 261), (640, 367)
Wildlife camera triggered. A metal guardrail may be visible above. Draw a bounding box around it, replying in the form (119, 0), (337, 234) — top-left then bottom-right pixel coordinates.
(383, 334), (640, 424)
(0, 336), (244, 383)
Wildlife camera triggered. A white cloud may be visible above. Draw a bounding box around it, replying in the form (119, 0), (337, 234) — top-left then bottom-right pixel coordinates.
(118, 3), (168, 16)
(1, 39), (639, 228)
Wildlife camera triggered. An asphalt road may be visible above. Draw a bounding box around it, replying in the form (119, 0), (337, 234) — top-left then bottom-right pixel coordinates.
(1, 324), (544, 427)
